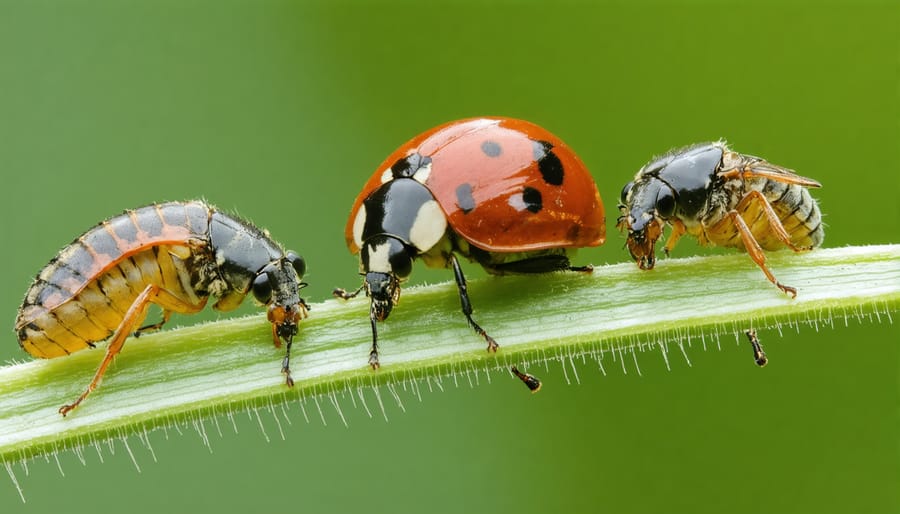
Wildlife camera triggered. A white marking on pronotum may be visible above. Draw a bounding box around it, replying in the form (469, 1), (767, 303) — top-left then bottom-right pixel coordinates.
(412, 160), (432, 184)
(366, 242), (392, 273)
(380, 167), (393, 184)
(352, 206), (367, 248)
(408, 199), (447, 252)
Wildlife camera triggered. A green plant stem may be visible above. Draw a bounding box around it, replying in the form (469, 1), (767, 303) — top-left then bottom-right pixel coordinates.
(1, 245), (898, 467)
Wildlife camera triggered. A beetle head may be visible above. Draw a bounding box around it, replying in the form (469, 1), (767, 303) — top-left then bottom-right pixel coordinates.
(251, 251), (309, 345)
(617, 177), (671, 270)
(359, 235), (412, 321)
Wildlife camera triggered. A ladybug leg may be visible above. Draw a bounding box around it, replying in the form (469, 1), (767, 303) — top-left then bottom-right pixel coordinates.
(449, 254), (498, 353)
(333, 283), (365, 300)
(367, 312), (381, 369)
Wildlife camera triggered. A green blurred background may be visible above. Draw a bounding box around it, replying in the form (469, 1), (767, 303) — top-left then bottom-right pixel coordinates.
(1, 0), (897, 512)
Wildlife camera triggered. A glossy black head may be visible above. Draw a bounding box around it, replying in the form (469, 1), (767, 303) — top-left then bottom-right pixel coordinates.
(360, 235), (412, 321)
(618, 143), (723, 269)
(251, 251), (308, 342)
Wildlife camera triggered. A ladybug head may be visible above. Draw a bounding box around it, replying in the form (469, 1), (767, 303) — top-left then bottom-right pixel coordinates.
(360, 235), (413, 321)
(365, 272), (400, 321)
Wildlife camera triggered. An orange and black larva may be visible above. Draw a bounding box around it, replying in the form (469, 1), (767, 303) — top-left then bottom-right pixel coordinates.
(335, 117), (605, 369)
(15, 200), (308, 415)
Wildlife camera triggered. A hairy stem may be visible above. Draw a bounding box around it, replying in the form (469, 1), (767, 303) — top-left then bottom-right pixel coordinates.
(1, 245), (897, 467)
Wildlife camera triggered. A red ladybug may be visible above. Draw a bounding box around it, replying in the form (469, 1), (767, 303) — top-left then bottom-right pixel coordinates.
(334, 117), (605, 368)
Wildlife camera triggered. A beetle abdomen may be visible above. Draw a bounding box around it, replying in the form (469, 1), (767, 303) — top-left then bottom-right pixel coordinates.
(16, 202), (213, 358)
(760, 180), (824, 250)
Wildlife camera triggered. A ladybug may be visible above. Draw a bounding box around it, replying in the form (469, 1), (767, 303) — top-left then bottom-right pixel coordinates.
(334, 117), (605, 368)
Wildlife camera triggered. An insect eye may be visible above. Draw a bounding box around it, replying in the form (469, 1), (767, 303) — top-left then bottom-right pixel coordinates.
(388, 246), (413, 278)
(286, 251), (306, 277)
(655, 187), (676, 218)
(252, 272), (273, 304)
(620, 181), (634, 204)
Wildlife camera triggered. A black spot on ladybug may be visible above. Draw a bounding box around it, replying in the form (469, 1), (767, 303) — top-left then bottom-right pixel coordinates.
(523, 187), (543, 213)
(456, 183), (476, 214)
(532, 141), (564, 186)
(481, 140), (502, 158)
(391, 153), (432, 179)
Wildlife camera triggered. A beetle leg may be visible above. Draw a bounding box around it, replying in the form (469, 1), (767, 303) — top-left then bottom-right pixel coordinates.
(450, 254), (499, 353)
(744, 329), (768, 367)
(717, 210), (797, 298)
(739, 190), (812, 252)
(134, 310), (173, 337)
(367, 310), (381, 369)
(511, 366), (542, 393)
(279, 301), (308, 386)
(333, 283), (365, 300)
(663, 218), (687, 256)
(59, 285), (206, 416)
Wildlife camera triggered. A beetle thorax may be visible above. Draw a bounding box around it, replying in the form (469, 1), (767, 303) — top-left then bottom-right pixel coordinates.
(353, 178), (448, 257)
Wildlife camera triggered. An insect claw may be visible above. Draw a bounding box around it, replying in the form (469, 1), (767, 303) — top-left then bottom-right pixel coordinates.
(777, 282), (798, 299)
(511, 366), (542, 393)
(744, 330), (768, 367)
